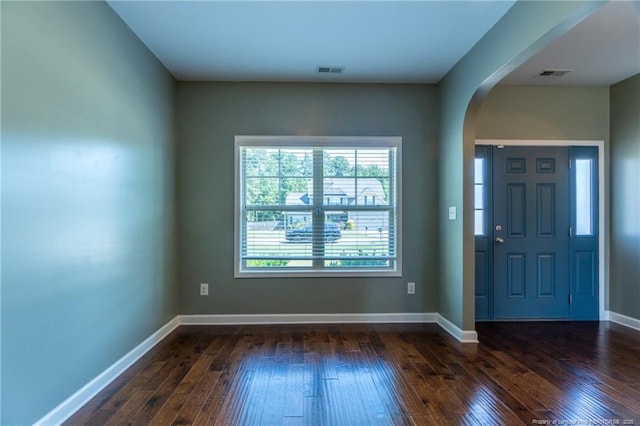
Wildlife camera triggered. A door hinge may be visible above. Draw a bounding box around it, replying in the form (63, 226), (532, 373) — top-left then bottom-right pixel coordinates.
(569, 159), (571, 169)
(569, 294), (573, 304)
(569, 226), (572, 237)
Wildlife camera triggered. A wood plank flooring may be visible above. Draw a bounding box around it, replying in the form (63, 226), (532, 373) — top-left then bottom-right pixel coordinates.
(65, 321), (640, 425)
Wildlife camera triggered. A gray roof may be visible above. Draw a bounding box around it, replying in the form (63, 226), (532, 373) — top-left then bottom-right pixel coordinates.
(286, 178), (387, 206)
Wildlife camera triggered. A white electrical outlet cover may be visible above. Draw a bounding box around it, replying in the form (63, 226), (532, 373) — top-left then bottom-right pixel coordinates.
(448, 206), (457, 220)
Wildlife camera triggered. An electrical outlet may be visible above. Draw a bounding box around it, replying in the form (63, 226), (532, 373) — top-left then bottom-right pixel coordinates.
(407, 282), (415, 294)
(200, 283), (209, 296)
(448, 206), (457, 220)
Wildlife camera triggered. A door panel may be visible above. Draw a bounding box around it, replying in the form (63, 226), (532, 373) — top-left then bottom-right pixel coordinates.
(536, 184), (556, 237)
(493, 146), (570, 319)
(507, 253), (526, 297)
(537, 253), (555, 297)
(507, 183), (526, 237)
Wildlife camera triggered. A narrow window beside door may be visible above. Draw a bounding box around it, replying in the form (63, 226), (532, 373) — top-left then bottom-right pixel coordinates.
(474, 157), (485, 236)
(575, 159), (594, 236)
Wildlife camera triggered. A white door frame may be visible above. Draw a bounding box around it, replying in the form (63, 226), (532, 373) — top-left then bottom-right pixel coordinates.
(476, 139), (606, 319)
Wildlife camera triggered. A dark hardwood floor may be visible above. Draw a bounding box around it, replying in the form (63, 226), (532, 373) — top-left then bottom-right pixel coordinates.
(65, 321), (640, 425)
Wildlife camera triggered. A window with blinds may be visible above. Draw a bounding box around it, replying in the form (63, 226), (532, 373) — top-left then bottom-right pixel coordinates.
(234, 136), (402, 277)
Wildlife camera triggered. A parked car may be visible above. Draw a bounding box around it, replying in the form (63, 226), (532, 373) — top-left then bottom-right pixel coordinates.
(285, 223), (342, 242)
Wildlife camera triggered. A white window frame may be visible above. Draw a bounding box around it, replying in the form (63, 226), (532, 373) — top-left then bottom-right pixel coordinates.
(234, 135), (402, 278)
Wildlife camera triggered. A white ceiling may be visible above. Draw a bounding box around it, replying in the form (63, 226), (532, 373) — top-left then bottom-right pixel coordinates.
(107, 0), (640, 86)
(501, 0), (640, 86)
(106, 0), (516, 83)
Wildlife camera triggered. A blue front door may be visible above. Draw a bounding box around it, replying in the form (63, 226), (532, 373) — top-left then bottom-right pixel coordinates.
(493, 146), (570, 319)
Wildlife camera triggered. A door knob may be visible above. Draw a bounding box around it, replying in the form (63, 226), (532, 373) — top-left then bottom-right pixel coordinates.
(496, 237), (505, 244)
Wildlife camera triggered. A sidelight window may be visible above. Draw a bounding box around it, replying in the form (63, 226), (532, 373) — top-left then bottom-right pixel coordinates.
(575, 159), (594, 236)
(474, 158), (486, 236)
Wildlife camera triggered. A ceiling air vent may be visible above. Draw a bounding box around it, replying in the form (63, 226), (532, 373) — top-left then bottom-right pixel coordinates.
(537, 69), (572, 78)
(317, 66), (344, 74)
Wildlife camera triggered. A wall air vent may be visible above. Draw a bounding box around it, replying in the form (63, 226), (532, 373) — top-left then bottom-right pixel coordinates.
(537, 69), (572, 78)
(317, 66), (344, 74)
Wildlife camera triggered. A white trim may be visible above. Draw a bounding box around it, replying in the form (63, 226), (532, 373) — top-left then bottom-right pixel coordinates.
(235, 135), (403, 147)
(476, 139), (602, 147)
(233, 270), (403, 279)
(607, 311), (640, 332)
(35, 312), (477, 424)
(436, 314), (479, 343)
(34, 317), (180, 426)
(475, 139), (606, 320)
(179, 312), (437, 325)
(180, 313), (479, 343)
(234, 135), (403, 279)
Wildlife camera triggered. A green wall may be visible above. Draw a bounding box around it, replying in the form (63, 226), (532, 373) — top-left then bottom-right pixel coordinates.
(1, 2), (176, 423)
(609, 74), (640, 320)
(477, 86), (610, 141)
(437, 0), (604, 330)
(176, 82), (439, 315)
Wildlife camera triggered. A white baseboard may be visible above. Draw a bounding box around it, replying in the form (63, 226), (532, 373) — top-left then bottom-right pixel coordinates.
(179, 312), (438, 325)
(35, 311), (477, 424)
(436, 314), (479, 343)
(34, 317), (180, 426)
(34, 308), (640, 425)
(180, 313), (478, 343)
(607, 310), (640, 332)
